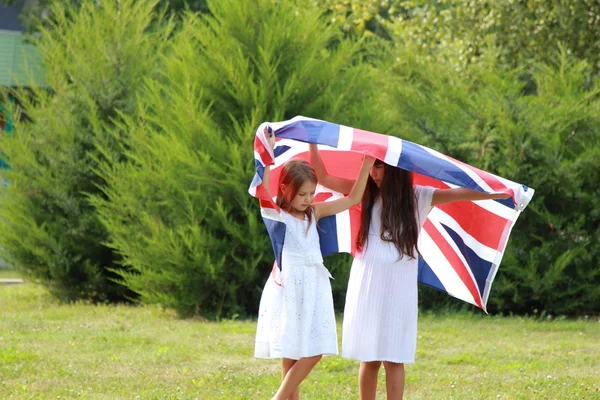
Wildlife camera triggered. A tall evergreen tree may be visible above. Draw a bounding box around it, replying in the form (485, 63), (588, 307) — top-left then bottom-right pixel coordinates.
(0, 0), (172, 301)
(92, 0), (384, 317)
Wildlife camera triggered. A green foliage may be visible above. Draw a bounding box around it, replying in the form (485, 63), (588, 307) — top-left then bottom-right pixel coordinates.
(0, 0), (172, 302)
(2, 0), (598, 317)
(317, 0), (407, 39)
(1, 0), (209, 32)
(91, 0), (384, 318)
(491, 54), (600, 315)
(385, 44), (600, 315)
(393, 0), (600, 74)
(91, 86), (233, 317)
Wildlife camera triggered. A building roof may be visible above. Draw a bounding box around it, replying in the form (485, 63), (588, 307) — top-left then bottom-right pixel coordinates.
(0, 2), (26, 32)
(0, 2), (45, 87)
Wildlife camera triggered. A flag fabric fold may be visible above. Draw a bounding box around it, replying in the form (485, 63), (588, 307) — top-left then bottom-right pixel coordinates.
(249, 116), (534, 311)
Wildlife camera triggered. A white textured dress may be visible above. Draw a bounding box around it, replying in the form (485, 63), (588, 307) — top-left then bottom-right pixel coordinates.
(342, 186), (436, 363)
(255, 210), (338, 360)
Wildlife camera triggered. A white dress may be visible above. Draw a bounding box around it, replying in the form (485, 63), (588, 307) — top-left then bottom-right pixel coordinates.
(255, 210), (338, 360)
(342, 186), (436, 363)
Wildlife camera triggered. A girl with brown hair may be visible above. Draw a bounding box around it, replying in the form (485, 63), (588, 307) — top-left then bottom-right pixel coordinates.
(310, 145), (509, 400)
(255, 128), (375, 400)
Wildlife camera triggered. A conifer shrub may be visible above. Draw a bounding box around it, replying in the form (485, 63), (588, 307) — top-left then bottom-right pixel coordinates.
(385, 46), (600, 315)
(92, 0), (384, 317)
(0, 0), (171, 301)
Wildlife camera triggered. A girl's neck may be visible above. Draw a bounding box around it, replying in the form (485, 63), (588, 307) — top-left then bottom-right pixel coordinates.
(288, 208), (306, 220)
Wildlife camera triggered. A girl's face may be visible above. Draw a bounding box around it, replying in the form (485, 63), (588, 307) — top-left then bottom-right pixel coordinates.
(287, 181), (316, 212)
(370, 163), (384, 188)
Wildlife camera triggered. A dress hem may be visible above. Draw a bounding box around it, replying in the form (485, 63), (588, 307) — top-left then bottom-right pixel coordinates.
(254, 351), (338, 360)
(341, 354), (415, 364)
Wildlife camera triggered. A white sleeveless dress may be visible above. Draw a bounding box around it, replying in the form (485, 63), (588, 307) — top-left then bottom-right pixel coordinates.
(342, 186), (436, 363)
(255, 210), (338, 360)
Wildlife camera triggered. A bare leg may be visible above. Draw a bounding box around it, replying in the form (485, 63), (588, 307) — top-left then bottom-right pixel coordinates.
(359, 361), (382, 400)
(383, 361), (405, 400)
(272, 355), (322, 400)
(281, 358), (299, 400)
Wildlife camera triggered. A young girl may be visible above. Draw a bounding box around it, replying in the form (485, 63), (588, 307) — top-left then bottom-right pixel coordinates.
(309, 144), (510, 400)
(255, 128), (375, 400)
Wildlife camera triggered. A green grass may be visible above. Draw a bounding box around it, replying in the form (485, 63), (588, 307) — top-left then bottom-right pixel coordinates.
(0, 269), (21, 279)
(1, 284), (599, 399)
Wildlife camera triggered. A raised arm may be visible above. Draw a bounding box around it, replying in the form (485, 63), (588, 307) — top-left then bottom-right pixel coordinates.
(262, 163), (272, 198)
(260, 126), (276, 198)
(309, 144), (355, 194)
(431, 187), (511, 207)
(313, 156), (376, 220)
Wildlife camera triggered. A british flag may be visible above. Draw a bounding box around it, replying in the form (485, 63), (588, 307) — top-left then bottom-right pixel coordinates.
(249, 116), (534, 311)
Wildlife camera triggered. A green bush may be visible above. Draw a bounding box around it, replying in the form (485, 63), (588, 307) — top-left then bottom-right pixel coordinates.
(91, 0), (386, 318)
(392, 0), (600, 74)
(0, 0), (171, 301)
(4, 0), (596, 317)
(385, 45), (600, 315)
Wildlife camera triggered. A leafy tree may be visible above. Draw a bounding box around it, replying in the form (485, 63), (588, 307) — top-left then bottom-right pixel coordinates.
(317, 0), (406, 39)
(393, 0), (600, 74)
(91, 0), (385, 317)
(384, 44), (600, 315)
(0, 0), (172, 301)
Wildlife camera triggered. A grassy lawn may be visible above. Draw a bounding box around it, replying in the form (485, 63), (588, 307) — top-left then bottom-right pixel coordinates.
(1, 284), (599, 399)
(0, 269), (21, 279)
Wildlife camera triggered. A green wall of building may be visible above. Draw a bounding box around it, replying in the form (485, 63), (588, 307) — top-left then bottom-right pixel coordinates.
(0, 30), (45, 87)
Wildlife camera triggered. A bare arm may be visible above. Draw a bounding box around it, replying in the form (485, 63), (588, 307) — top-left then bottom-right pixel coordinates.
(431, 188), (511, 207)
(313, 156), (376, 220)
(260, 126), (276, 198)
(262, 164), (272, 198)
(309, 144), (355, 194)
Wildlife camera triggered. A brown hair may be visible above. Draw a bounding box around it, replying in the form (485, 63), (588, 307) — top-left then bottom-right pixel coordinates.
(356, 160), (420, 259)
(276, 159), (317, 231)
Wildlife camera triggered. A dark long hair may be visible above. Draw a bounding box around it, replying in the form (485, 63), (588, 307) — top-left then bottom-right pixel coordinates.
(275, 159), (317, 232)
(356, 160), (420, 259)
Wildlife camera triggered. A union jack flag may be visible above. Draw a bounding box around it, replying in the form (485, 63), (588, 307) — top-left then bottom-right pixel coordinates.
(249, 116), (534, 311)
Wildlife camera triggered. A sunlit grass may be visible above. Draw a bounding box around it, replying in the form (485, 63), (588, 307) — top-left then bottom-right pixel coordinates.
(1, 284), (599, 399)
(0, 269), (20, 279)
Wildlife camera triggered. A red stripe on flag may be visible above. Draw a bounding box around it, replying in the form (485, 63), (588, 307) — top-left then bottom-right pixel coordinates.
(414, 174), (510, 250)
(423, 219), (484, 309)
(413, 174), (448, 189)
(447, 156), (515, 200)
(351, 129), (388, 160)
(254, 136), (273, 166)
(317, 151), (363, 181)
(314, 192), (334, 203)
(259, 198), (278, 211)
(437, 201), (509, 250)
(256, 184), (272, 202)
(258, 185), (280, 212)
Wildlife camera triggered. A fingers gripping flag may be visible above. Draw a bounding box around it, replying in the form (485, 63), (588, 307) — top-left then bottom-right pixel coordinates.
(248, 116), (534, 311)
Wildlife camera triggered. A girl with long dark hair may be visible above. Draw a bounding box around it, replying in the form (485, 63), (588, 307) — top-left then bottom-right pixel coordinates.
(310, 145), (509, 400)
